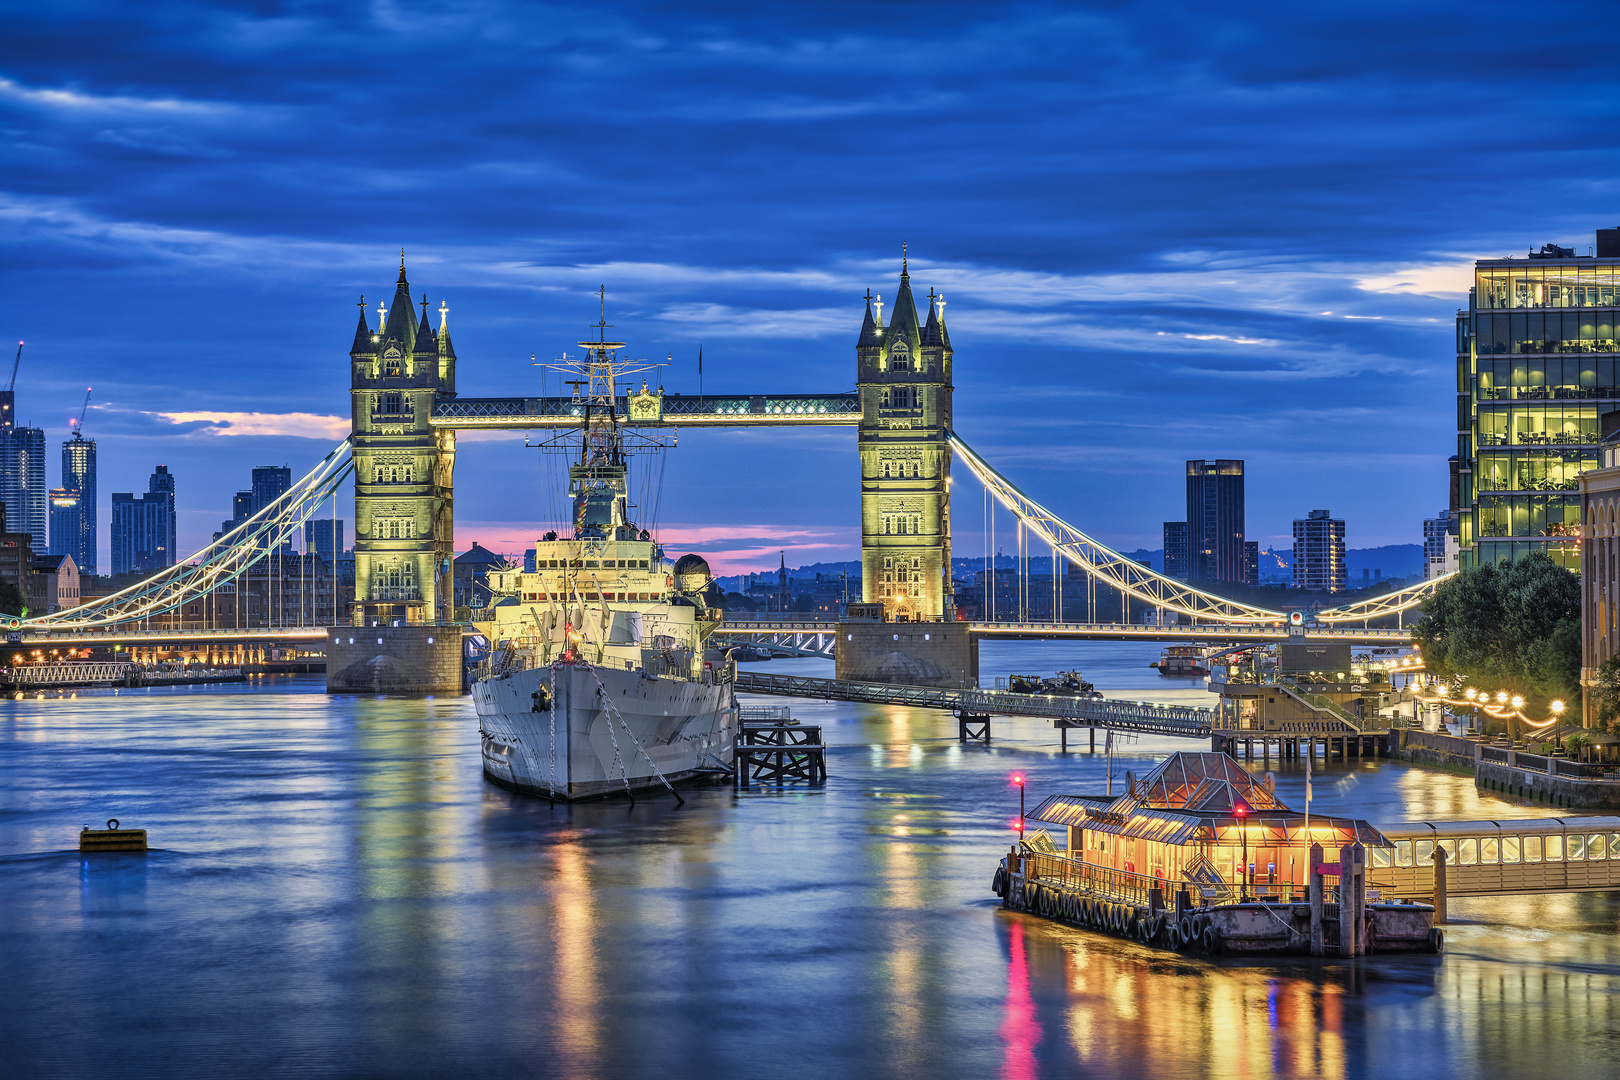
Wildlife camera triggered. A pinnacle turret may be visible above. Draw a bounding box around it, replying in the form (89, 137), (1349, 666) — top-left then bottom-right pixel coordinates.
(888, 262), (922, 352)
(414, 295), (437, 354)
(350, 296), (372, 355)
(857, 289), (883, 348)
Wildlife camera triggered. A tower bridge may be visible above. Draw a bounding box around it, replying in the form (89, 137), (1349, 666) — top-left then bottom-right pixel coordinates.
(11, 255), (1444, 692)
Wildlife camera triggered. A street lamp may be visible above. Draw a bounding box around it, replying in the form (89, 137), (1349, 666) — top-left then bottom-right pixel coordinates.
(1496, 691), (1509, 704)
(1551, 700), (1567, 751)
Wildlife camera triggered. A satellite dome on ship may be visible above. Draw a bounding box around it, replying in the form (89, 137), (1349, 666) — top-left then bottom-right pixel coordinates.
(673, 553), (712, 595)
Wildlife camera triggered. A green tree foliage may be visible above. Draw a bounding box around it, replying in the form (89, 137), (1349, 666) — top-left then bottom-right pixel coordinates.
(1413, 551), (1580, 710)
(1589, 654), (1620, 734)
(0, 581), (23, 617)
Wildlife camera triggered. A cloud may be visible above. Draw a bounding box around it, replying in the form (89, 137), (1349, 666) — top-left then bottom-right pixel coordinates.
(0, 75), (232, 116)
(152, 411), (350, 439)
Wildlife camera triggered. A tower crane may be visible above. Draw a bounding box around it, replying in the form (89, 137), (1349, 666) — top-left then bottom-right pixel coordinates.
(73, 387), (91, 434)
(7, 341), (21, 391)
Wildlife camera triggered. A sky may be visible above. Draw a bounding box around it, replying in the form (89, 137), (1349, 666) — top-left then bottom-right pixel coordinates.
(3, 0), (1619, 575)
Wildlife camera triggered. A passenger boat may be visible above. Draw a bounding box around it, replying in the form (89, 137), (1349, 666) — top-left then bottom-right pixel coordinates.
(1006, 669), (1101, 698)
(991, 752), (1439, 955)
(469, 308), (737, 800)
(1151, 645), (1210, 678)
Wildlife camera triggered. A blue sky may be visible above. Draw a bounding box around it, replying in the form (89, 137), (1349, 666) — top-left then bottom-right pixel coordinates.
(3, 0), (1618, 574)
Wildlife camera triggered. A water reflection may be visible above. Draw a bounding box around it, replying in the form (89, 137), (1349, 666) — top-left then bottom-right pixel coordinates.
(1, 654), (1619, 1078)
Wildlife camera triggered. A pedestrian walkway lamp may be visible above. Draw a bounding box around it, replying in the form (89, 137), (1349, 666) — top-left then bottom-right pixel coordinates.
(1551, 700), (1566, 749)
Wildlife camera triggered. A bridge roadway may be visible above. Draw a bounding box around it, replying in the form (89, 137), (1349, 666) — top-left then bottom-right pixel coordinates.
(716, 618), (1413, 652)
(10, 626), (332, 649)
(732, 671), (1214, 738)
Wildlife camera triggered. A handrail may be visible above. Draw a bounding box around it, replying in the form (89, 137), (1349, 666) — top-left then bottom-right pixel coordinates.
(734, 671), (1213, 737)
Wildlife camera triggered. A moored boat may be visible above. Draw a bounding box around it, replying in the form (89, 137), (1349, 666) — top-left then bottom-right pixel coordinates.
(991, 751), (1439, 955)
(470, 305), (737, 800)
(1151, 644), (1210, 677)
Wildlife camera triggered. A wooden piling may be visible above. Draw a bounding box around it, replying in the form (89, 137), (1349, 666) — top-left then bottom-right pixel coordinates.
(1309, 843), (1325, 957)
(1432, 845), (1448, 925)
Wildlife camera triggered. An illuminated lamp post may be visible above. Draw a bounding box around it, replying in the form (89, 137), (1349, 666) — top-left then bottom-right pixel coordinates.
(1011, 772), (1026, 840)
(1551, 699), (1566, 750)
(1234, 798), (1251, 902)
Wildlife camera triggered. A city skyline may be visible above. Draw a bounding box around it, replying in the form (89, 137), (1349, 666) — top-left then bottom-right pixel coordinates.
(7, 3), (1620, 575)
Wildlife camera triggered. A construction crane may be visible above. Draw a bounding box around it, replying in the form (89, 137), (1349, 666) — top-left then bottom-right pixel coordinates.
(7, 341), (21, 392)
(73, 387), (91, 434)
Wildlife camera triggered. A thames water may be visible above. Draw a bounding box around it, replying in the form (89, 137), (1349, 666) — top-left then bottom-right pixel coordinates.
(2, 641), (1618, 1079)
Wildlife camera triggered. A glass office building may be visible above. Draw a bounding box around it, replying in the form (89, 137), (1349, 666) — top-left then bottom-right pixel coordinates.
(1460, 228), (1620, 569)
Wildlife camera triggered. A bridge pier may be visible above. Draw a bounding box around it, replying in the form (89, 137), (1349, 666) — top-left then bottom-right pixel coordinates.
(959, 713), (991, 743)
(325, 625), (462, 694)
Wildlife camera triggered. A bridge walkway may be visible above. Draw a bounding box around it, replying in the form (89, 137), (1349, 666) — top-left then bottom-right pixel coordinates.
(732, 672), (1213, 739)
(1370, 816), (1620, 900)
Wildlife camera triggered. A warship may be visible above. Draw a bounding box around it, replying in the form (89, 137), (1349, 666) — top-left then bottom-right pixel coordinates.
(470, 304), (737, 800)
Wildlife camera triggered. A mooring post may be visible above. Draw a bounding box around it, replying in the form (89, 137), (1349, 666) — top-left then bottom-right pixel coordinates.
(1432, 845), (1448, 926)
(1341, 842), (1365, 957)
(1090, 726), (1096, 754)
(1061, 724), (1068, 753)
(1308, 843), (1325, 957)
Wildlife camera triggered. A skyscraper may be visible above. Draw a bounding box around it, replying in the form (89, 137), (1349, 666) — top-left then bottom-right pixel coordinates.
(1185, 460), (1246, 584)
(0, 389), (47, 550)
(1243, 541), (1260, 587)
(305, 518), (345, 567)
(1293, 509), (1346, 592)
(50, 431), (96, 574)
(111, 465), (176, 575)
(1162, 521), (1188, 580)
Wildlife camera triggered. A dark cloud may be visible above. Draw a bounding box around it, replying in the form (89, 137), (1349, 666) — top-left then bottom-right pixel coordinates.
(2, 0), (1616, 562)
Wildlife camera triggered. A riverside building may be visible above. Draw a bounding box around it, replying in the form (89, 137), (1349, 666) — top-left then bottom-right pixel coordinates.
(1293, 509), (1346, 592)
(1461, 227), (1620, 569)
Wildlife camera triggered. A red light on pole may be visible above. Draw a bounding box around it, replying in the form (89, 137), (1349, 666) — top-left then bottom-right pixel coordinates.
(1010, 773), (1026, 840)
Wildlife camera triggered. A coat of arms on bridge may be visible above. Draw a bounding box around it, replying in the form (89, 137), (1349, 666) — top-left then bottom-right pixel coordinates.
(627, 384), (663, 422)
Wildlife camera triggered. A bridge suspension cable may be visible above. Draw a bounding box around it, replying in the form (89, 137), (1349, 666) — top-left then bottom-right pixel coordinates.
(25, 440), (355, 631)
(946, 432), (1448, 626)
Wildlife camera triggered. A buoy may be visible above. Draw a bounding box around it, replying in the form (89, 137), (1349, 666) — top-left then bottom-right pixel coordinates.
(79, 819), (146, 853)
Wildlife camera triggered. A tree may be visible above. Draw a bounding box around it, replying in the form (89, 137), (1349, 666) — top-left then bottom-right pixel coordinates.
(1413, 551), (1580, 727)
(0, 582), (24, 618)
(1590, 654), (1620, 734)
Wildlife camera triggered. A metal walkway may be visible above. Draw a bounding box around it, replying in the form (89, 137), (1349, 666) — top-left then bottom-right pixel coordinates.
(732, 672), (1213, 738)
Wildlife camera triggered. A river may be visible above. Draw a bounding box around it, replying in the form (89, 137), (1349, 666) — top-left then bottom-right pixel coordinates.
(1, 640), (1616, 1079)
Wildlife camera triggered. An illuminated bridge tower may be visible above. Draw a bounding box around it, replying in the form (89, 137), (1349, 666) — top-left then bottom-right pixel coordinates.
(857, 256), (954, 621)
(346, 258), (458, 628)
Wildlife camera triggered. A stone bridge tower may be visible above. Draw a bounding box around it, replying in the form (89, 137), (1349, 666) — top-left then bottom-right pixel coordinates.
(346, 257), (457, 627)
(857, 256), (954, 621)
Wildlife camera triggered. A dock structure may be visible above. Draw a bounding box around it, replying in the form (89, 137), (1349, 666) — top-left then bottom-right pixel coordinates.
(1208, 639), (1405, 762)
(734, 706), (826, 789)
(733, 671), (1213, 740)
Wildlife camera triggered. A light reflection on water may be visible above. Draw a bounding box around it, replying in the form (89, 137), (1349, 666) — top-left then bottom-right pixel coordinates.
(0, 642), (1614, 1079)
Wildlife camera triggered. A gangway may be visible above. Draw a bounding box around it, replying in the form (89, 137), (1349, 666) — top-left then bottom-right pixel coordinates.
(732, 671), (1213, 739)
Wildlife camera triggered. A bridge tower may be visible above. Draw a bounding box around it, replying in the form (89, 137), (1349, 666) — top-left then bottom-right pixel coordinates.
(857, 255), (954, 621)
(346, 257), (458, 626)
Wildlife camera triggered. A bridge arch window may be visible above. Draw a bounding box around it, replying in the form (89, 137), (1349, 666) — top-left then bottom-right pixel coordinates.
(373, 465), (385, 483)
(384, 358), (402, 377)
(889, 342), (911, 372)
(380, 393), (403, 415)
(403, 465), (414, 483)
